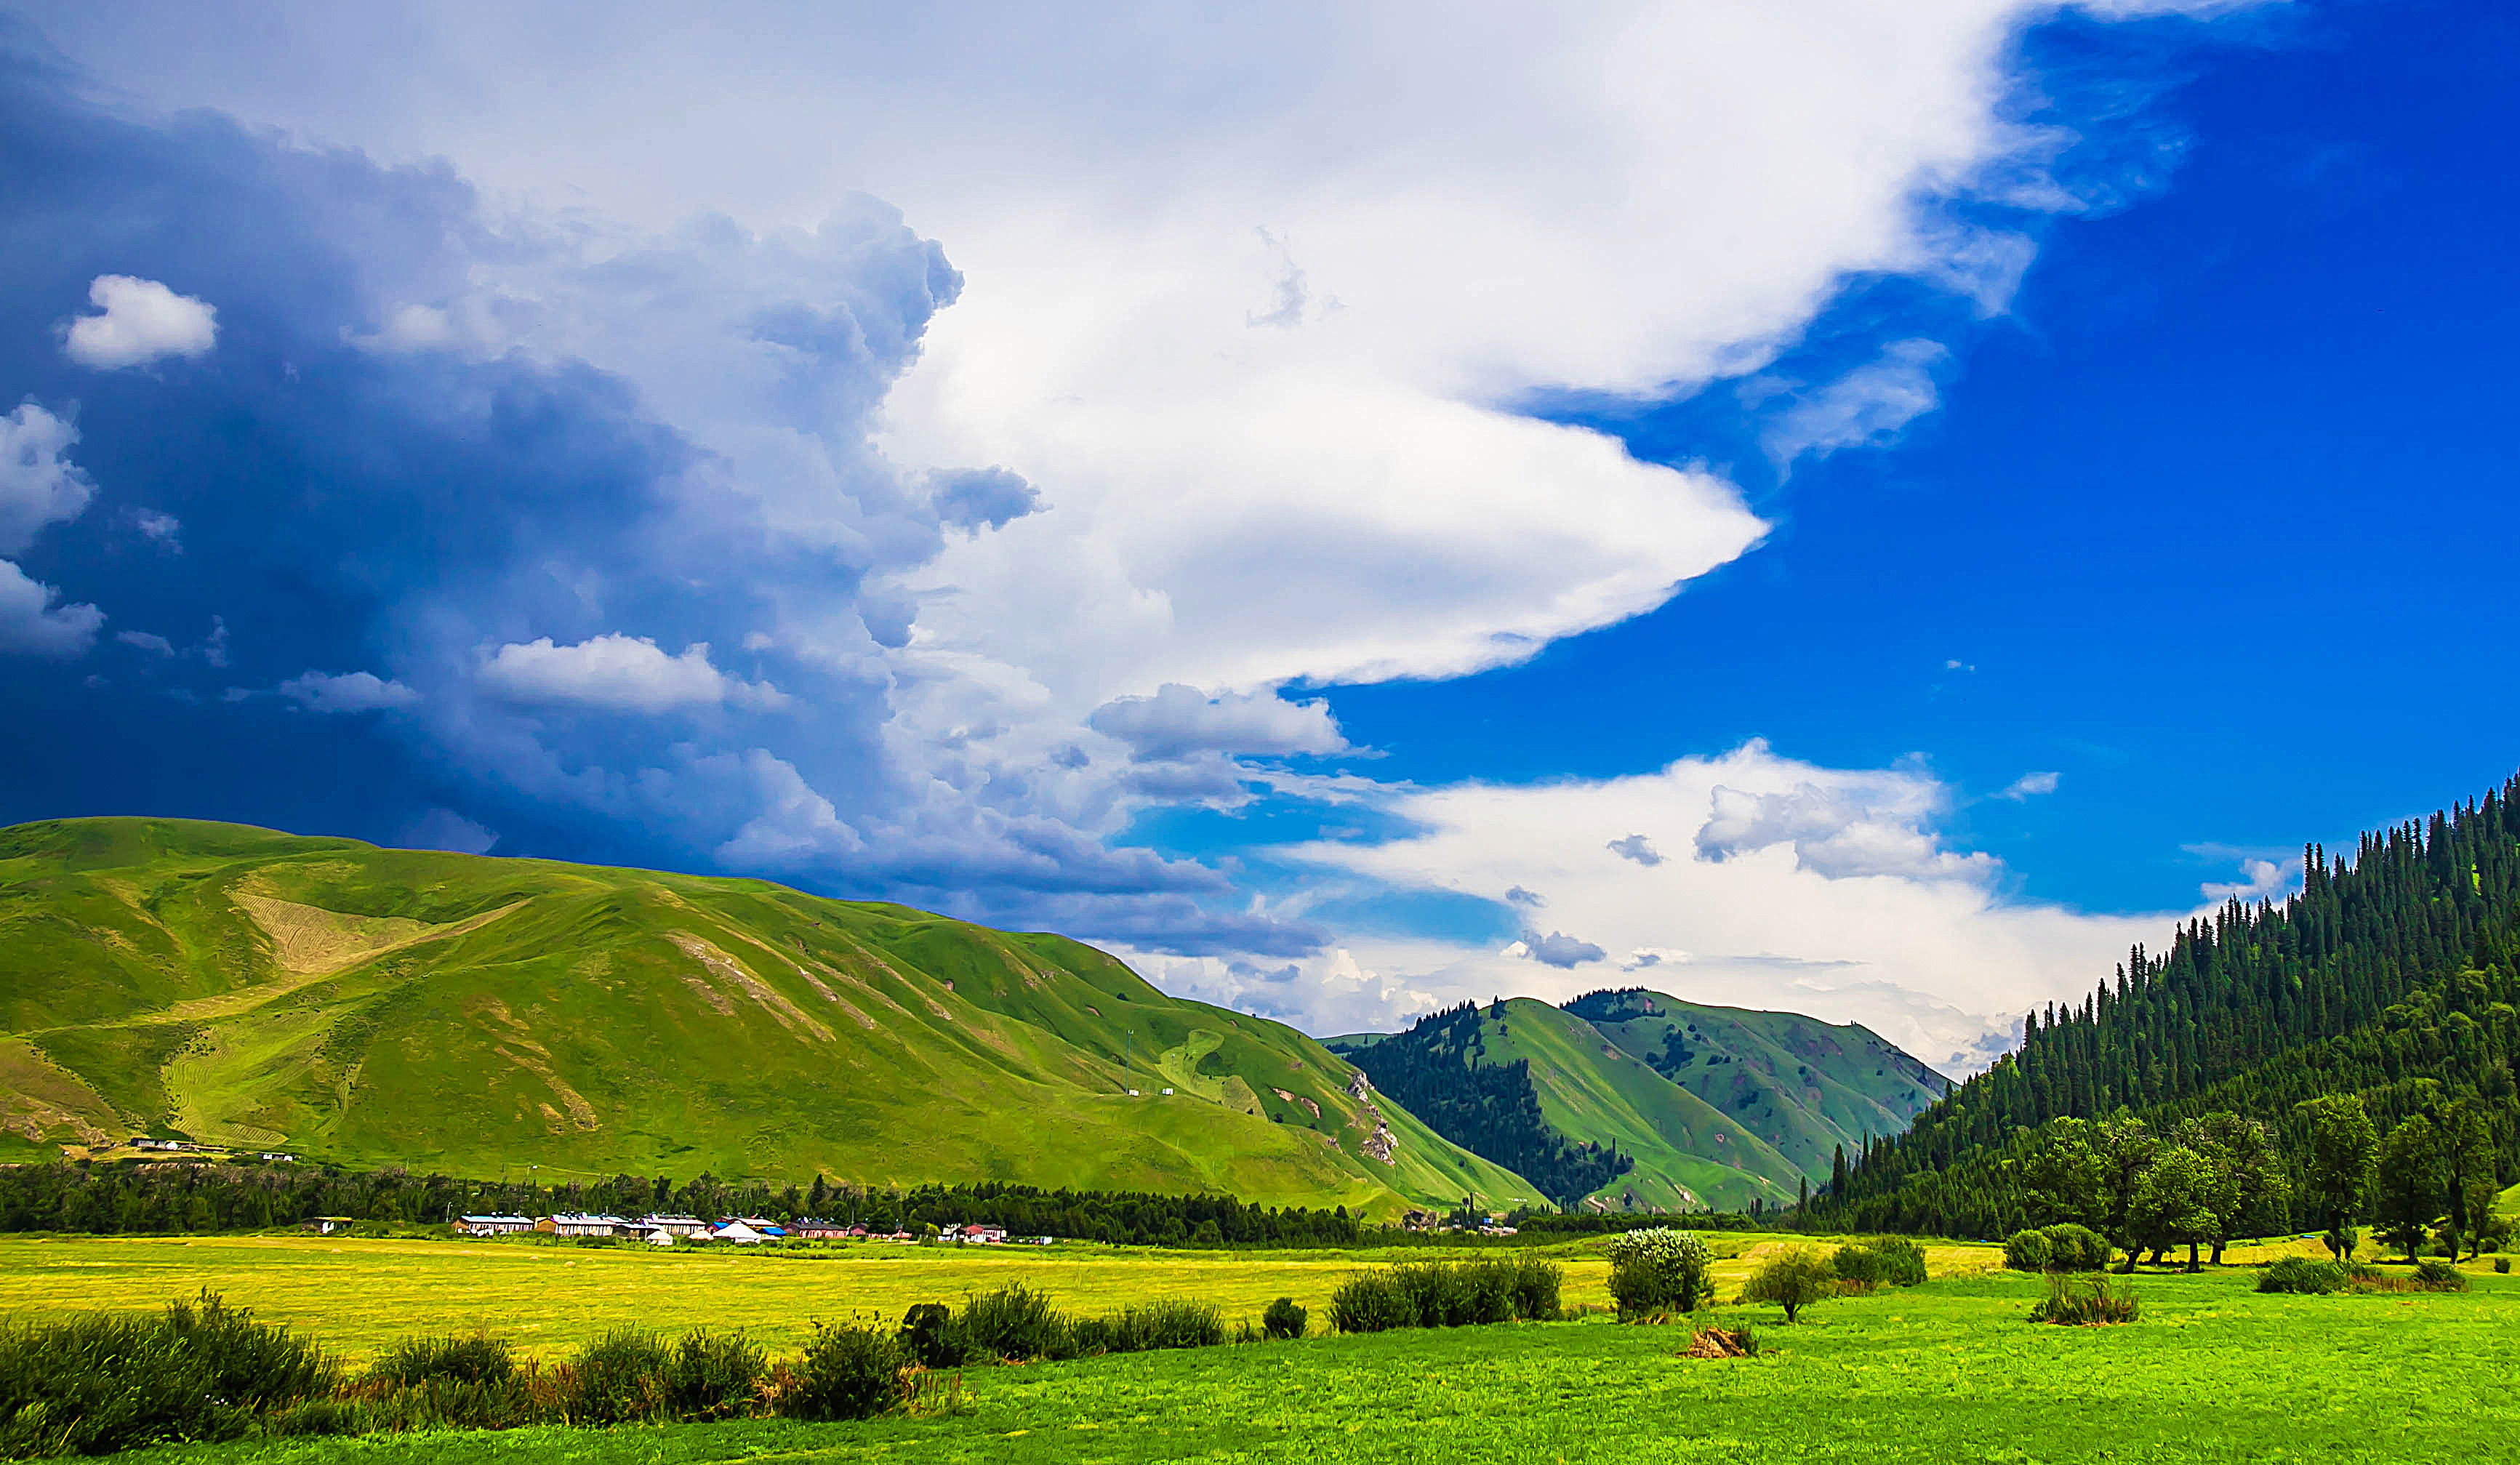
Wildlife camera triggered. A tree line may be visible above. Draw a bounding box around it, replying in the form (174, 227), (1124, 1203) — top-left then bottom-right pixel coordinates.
(0, 1164), (1382, 1248)
(1332, 1002), (1634, 1206)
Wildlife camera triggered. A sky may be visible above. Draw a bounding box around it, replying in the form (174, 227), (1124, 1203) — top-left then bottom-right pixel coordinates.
(2, 0), (2513, 1074)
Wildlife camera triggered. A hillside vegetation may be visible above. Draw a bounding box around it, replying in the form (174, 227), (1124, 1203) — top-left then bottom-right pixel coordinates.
(0, 819), (1531, 1213)
(1332, 995), (1947, 1211)
(1818, 776), (2520, 1235)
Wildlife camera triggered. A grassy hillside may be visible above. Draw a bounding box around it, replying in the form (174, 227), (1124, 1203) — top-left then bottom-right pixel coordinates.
(1474, 998), (1807, 1211)
(0, 818), (1532, 1214)
(1565, 989), (1950, 1179)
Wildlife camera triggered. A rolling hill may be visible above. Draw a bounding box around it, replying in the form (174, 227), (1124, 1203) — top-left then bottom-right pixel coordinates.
(0, 817), (1534, 1215)
(1330, 993), (1949, 1213)
(1562, 988), (1951, 1179)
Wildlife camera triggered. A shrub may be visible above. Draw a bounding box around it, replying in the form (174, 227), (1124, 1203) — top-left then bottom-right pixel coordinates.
(1106, 1299), (1224, 1352)
(777, 1322), (907, 1422)
(2040, 1224), (2113, 1272)
(1261, 1298), (1307, 1340)
(358, 1375), (537, 1432)
(563, 1330), (672, 1425)
(1742, 1247), (1839, 1324)
(2495, 1258), (2511, 1275)
(1833, 1243), (1885, 1285)
(2028, 1273), (2139, 1325)
(664, 1330), (766, 1421)
(2412, 1259), (2469, 1292)
(1606, 1229), (1714, 1317)
(1836, 1237), (1927, 1288)
(897, 1303), (964, 1368)
(956, 1283), (1067, 1362)
(370, 1333), (515, 1389)
(2256, 1256), (2348, 1295)
(0, 1291), (335, 1458)
(2002, 1229), (2052, 1272)
(1329, 1272), (1415, 1333)
(1330, 1256), (1560, 1333)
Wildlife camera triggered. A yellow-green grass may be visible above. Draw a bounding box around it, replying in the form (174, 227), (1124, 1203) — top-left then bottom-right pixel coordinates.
(146, 1259), (2520, 1465)
(0, 1232), (2015, 1362)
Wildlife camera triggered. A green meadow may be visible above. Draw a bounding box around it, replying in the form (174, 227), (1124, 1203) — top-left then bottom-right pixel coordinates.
(4, 1232), (2511, 1461)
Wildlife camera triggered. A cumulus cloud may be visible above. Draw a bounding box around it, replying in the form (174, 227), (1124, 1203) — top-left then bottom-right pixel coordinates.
(928, 465), (1041, 533)
(123, 508), (182, 550)
(1088, 683), (1349, 763)
(1696, 772), (1997, 882)
(0, 558), (103, 657)
(1997, 771), (2061, 800)
(60, 275), (218, 369)
(477, 635), (785, 714)
(0, 402), (97, 555)
(2202, 857), (2295, 904)
(1509, 930), (1608, 968)
(278, 669), (420, 713)
(1607, 833), (1664, 866)
(1504, 885), (1544, 907)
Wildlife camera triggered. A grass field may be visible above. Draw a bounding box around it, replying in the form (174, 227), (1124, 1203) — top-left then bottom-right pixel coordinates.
(47, 1239), (2500, 1465)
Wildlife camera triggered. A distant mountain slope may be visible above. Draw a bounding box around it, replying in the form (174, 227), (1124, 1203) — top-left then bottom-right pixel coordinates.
(1562, 989), (1950, 1179)
(1329, 992), (1951, 1213)
(1332, 998), (1810, 1212)
(0, 818), (1534, 1214)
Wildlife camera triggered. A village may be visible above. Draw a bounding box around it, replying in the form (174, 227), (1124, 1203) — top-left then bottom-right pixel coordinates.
(441, 1213), (1052, 1247)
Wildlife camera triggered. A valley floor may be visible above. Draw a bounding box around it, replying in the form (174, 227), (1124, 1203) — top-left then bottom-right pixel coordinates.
(1, 1235), (2508, 1462)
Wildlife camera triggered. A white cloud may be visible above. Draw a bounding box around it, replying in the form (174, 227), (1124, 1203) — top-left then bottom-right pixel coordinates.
(278, 669), (421, 713)
(60, 275), (218, 369)
(1188, 741), (2184, 1071)
(1088, 683), (1348, 763)
(115, 630), (175, 657)
(476, 635), (786, 714)
(0, 402), (97, 556)
(0, 558), (103, 658)
(124, 508), (183, 551)
(1997, 770), (2061, 800)
(2202, 856), (2294, 904)
(1696, 763), (1997, 881)
(1762, 338), (1949, 465)
(1507, 930), (1608, 968)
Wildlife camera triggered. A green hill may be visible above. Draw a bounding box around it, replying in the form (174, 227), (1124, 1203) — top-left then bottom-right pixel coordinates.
(1562, 988), (1950, 1179)
(1330, 994), (1950, 1213)
(1817, 776), (2520, 1237)
(0, 817), (1535, 1214)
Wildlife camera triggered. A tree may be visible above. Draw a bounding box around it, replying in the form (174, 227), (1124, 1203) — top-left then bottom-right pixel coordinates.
(2298, 1094), (2379, 1261)
(2439, 1101), (2500, 1261)
(2373, 1115), (2447, 1263)
(2178, 1112), (2291, 1265)
(2021, 1118), (2108, 1232)
(2127, 1145), (2219, 1272)
(1742, 1246), (1839, 1324)
(2093, 1116), (2159, 1272)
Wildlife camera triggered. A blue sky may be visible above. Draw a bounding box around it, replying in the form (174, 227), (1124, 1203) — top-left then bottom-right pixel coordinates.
(1, 0), (2510, 1069)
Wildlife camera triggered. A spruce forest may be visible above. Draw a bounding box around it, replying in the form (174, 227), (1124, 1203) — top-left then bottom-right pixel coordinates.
(1811, 776), (2520, 1239)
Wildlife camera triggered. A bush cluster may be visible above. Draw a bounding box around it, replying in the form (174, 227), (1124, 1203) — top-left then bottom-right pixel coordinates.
(0, 1291), (337, 1458)
(1330, 1256), (1563, 1333)
(897, 1284), (1231, 1365)
(2411, 1259), (2469, 1293)
(2003, 1224), (2111, 1273)
(1832, 1237), (1927, 1289)
(1603, 1228), (1713, 1317)
(2027, 1274), (2139, 1325)
(1261, 1298), (1307, 1340)
(2255, 1256), (2349, 1294)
